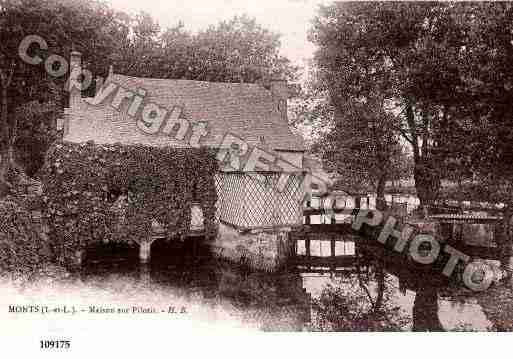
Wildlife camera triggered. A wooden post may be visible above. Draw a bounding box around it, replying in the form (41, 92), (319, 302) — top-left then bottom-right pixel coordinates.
(355, 196), (361, 209)
(331, 199), (337, 224)
(191, 235), (200, 262)
(139, 239), (155, 264)
(305, 235), (311, 270)
(139, 263), (151, 286)
(73, 249), (84, 269)
(330, 238), (336, 271)
(352, 196), (361, 221)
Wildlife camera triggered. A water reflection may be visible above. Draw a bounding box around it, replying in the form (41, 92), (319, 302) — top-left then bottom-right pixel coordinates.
(297, 239), (355, 256)
(79, 241), (492, 332)
(412, 285), (443, 331)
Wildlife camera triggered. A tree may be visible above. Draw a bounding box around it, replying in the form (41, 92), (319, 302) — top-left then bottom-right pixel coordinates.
(309, 2), (470, 214)
(115, 14), (298, 83)
(0, 3), (297, 194)
(310, 2), (513, 271)
(312, 274), (409, 331)
(112, 11), (162, 78)
(191, 15), (298, 83)
(313, 96), (408, 209)
(0, 0), (129, 193)
(14, 100), (61, 177)
(447, 3), (513, 267)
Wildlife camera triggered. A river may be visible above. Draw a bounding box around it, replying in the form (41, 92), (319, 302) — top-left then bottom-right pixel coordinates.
(70, 241), (493, 332)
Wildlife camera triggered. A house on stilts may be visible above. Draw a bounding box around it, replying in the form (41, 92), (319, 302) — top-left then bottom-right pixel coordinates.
(61, 51), (308, 271)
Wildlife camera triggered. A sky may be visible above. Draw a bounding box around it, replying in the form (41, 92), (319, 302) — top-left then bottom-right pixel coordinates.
(108, 0), (332, 71)
(106, 0), (332, 142)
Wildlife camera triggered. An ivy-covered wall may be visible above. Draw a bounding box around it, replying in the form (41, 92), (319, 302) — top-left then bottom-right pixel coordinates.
(40, 141), (218, 265)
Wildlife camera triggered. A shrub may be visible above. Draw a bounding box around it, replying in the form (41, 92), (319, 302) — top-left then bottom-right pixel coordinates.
(0, 196), (50, 278)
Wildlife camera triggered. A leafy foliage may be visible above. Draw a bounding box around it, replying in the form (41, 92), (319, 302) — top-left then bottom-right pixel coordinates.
(13, 100), (61, 176)
(40, 141), (218, 266)
(312, 274), (408, 331)
(115, 14), (298, 83)
(313, 96), (411, 200)
(0, 0), (126, 192)
(308, 3), (472, 209)
(0, 196), (50, 278)
(0, 2), (296, 188)
(0, 0), (123, 112)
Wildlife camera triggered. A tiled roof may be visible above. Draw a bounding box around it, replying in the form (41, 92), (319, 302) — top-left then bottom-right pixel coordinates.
(107, 74), (305, 151)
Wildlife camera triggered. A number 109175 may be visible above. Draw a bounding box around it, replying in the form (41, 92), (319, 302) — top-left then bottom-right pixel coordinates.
(40, 340), (71, 350)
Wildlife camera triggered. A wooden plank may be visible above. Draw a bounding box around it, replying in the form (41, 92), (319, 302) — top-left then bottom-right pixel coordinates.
(445, 241), (501, 260)
(293, 255), (357, 268)
(295, 266), (360, 274)
(187, 230), (206, 237)
(428, 216), (500, 224)
(432, 202), (504, 215)
(303, 208), (353, 216)
(303, 224), (353, 234)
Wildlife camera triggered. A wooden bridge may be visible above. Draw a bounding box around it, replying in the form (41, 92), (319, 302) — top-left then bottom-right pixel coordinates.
(290, 197), (505, 280)
(290, 201), (360, 273)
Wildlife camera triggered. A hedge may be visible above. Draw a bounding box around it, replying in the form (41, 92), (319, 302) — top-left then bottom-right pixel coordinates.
(40, 140), (218, 265)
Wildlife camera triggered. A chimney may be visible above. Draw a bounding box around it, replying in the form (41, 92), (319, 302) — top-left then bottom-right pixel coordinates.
(270, 80), (289, 121)
(69, 50), (82, 109)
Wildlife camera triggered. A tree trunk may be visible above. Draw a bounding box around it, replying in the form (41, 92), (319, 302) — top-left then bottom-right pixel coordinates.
(497, 204), (513, 272)
(374, 255), (385, 312)
(0, 136), (26, 198)
(412, 284), (444, 332)
(0, 146), (14, 197)
(376, 174), (387, 211)
(1, 84), (7, 144)
(414, 160), (441, 218)
(404, 104), (441, 218)
(0, 83), (11, 196)
(0, 70), (26, 198)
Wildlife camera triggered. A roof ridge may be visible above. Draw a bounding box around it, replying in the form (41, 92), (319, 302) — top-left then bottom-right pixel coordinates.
(112, 73), (266, 88)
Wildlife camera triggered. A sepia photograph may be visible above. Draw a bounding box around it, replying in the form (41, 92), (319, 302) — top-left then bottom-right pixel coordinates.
(0, 0), (513, 356)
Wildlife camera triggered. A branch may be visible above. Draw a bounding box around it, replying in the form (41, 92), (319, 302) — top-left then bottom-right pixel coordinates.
(6, 64), (14, 87)
(0, 61), (15, 88)
(405, 103), (420, 160)
(398, 127), (414, 145)
(357, 270), (375, 308)
(355, 253), (375, 308)
(0, 68), (5, 86)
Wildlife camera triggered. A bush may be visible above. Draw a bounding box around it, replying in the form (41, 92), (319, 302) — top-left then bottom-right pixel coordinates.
(40, 140), (219, 266)
(14, 100), (61, 177)
(0, 196), (51, 279)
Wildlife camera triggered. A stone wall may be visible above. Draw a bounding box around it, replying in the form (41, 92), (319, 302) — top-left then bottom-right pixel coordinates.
(211, 222), (294, 272)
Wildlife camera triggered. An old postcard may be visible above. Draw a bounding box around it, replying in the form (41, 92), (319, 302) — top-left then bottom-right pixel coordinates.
(0, 0), (512, 357)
